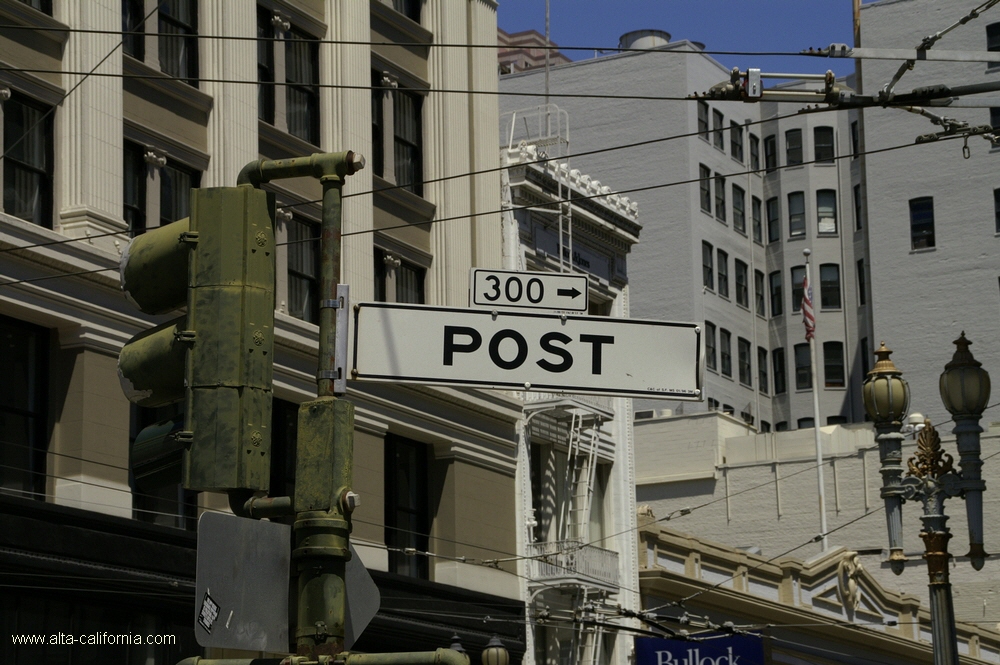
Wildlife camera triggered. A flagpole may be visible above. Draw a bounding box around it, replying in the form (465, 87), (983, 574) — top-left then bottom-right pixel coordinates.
(803, 248), (829, 551)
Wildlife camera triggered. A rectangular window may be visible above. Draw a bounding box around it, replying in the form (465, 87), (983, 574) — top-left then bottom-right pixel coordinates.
(795, 343), (812, 390)
(160, 160), (200, 226)
(788, 191), (805, 237)
(3, 93), (53, 228)
(909, 197), (935, 249)
(123, 0), (145, 60)
(286, 28), (320, 145)
(713, 110), (725, 150)
(720, 329), (732, 377)
(714, 174), (726, 221)
(0, 315), (49, 498)
(994, 189), (1000, 233)
(717, 249), (729, 298)
(754, 270), (766, 317)
(159, 0), (198, 86)
(823, 341), (845, 387)
(857, 259), (867, 306)
(764, 134), (777, 172)
(769, 271), (783, 316)
(735, 260), (749, 308)
(287, 216), (320, 324)
(706, 321), (717, 371)
(766, 197), (780, 243)
(397, 260), (425, 304)
(738, 338), (752, 387)
(702, 241), (714, 290)
(773, 348), (787, 394)
(758, 347), (769, 395)
(257, 9), (275, 124)
(750, 134), (760, 171)
(988, 22), (1000, 67)
(785, 129), (802, 166)
(820, 263), (841, 309)
(752, 196), (763, 243)
(791, 265), (805, 312)
(395, 90), (424, 196)
(393, 0), (421, 22)
(817, 189), (838, 234)
(374, 248), (426, 304)
(851, 120), (859, 159)
(992, 107), (1000, 129)
(699, 164), (712, 213)
(733, 185), (746, 233)
(698, 101), (710, 140)
(814, 126), (835, 163)
(730, 121), (744, 161)
(123, 142), (147, 236)
(385, 435), (429, 578)
(854, 184), (863, 231)
(20, 0), (52, 14)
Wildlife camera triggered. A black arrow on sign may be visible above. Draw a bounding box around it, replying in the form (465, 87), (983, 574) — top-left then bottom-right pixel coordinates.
(557, 288), (581, 299)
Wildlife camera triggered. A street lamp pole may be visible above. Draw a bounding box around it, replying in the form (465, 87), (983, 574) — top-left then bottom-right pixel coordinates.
(863, 333), (991, 665)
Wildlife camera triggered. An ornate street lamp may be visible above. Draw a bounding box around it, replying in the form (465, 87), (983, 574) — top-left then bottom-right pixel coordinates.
(864, 334), (990, 665)
(861, 342), (910, 574)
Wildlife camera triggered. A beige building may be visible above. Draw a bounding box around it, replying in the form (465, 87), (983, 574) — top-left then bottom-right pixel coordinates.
(0, 0), (523, 661)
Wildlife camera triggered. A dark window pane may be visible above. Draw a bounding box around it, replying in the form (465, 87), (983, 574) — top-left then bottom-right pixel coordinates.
(995, 189), (1000, 233)
(160, 160), (200, 226)
(713, 110), (724, 150)
(764, 134), (776, 172)
(159, 0), (198, 86)
(705, 322), (717, 371)
(122, 0), (145, 60)
(788, 191), (805, 237)
(123, 142), (147, 236)
(717, 250), (728, 298)
(795, 343), (811, 390)
(287, 216), (320, 324)
(735, 260), (748, 308)
(738, 337), (752, 386)
(733, 185), (746, 233)
(857, 259), (867, 306)
(814, 126), (835, 162)
(769, 271), (783, 317)
(699, 164), (711, 213)
(0, 315), (48, 498)
(257, 9), (275, 124)
(754, 270), (765, 316)
(758, 347), (768, 395)
(909, 197), (935, 249)
(766, 197), (780, 243)
(385, 435), (429, 578)
(393, 0), (421, 22)
(714, 174), (726, 221)
(372, 71), (385, 178)
(773, 348), (786, 394)
(850, 120), (859, 159)
(750, 134), (760, 171)
(817, 189), (837, 234)
(786, 129), (802, 166)
(720, 329), (732, 377)
(752, 196), (762, 243)
(702, 241), (714, 290)
(3, 94), (53, 228)
(730, 121), (743, 161)
(854, 184), (863, 230)
(397, 259), (425, 304)
(988, 22), (1000, 66)
(824, 341), (845, 387)
(820, 264), (841, 309)
(374, 248), (388, 302)
(286, 29), (320, 144)
(20, 0), (52, 14)
(791, 266), (805, 312)
(698, 102), (709, 140)
(394, 90), (423, 195)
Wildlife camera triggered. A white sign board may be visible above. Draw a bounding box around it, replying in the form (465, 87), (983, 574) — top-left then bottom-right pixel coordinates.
(470, 269), (589, 312)
(350, 303), (703, 400)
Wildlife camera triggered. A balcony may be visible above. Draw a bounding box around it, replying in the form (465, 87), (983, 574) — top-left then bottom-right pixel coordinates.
(525, 540), (619, 591)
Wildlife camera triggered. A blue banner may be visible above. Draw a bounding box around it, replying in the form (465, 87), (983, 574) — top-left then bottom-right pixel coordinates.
(635, 635), (766, 665)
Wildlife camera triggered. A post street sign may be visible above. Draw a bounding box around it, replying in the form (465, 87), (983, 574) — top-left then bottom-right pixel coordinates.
(350, 302), (703, 400)
(470, 268), (589, 312)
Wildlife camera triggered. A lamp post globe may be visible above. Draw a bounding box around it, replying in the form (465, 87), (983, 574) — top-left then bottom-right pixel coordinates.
(939, 332), (990, 419)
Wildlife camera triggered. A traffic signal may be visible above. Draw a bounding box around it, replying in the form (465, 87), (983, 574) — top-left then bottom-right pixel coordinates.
(119, 186), (275, 493)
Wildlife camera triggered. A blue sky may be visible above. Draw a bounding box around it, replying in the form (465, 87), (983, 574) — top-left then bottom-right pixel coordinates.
(497, 0), (859, 79)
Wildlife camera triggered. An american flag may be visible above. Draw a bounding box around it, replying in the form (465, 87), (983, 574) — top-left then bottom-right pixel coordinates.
(802, 273), (815, 341)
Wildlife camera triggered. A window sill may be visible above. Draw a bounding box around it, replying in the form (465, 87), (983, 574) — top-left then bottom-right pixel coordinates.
(716, 217), (727, 225)
(787, 234), (806, 242)
(813, 162), (837, 167)
(373, 174), (436, 222)
(824, 385), (848, 391)
(0, 1), (68, 45)
(736, 302), (750, 312)
(370, 0), (434, 45)
(123, 56), (213, 116)
(817, 232), (839, 238)
(909, 246), (937, 254)
(731, 156), (745, 166)
(820, 307), (843, 313)
(735, 228), (748, 238)
(259, 120), (321, 159)
(756, 313), (767, 320)
(718, 293), (730, 302)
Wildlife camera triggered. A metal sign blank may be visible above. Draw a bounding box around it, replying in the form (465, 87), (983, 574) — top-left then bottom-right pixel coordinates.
(195, 512), (290, 651)
(351, 302), (703, 400)
(470, 269), (589, 312)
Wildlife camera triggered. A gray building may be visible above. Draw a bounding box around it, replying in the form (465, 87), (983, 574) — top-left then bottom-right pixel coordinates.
(857, 0), (1000, 426)
(499, 30), (869, 433)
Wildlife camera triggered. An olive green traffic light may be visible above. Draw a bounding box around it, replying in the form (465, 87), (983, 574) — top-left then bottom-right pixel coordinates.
(118, 186), (276, 493)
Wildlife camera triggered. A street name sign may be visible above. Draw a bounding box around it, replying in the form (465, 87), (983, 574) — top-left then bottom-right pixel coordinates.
(350, 302), (703, 399)
(635, 635), (766, 665)
(470, 268), (589, 312)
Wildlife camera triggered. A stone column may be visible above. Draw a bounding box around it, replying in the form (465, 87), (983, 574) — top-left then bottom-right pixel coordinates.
(200, 1), (256, 187)
(56, 0), (125, 252)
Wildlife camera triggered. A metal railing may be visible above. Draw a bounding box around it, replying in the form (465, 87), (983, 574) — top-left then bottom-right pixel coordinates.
(525, 540), (619, 589)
